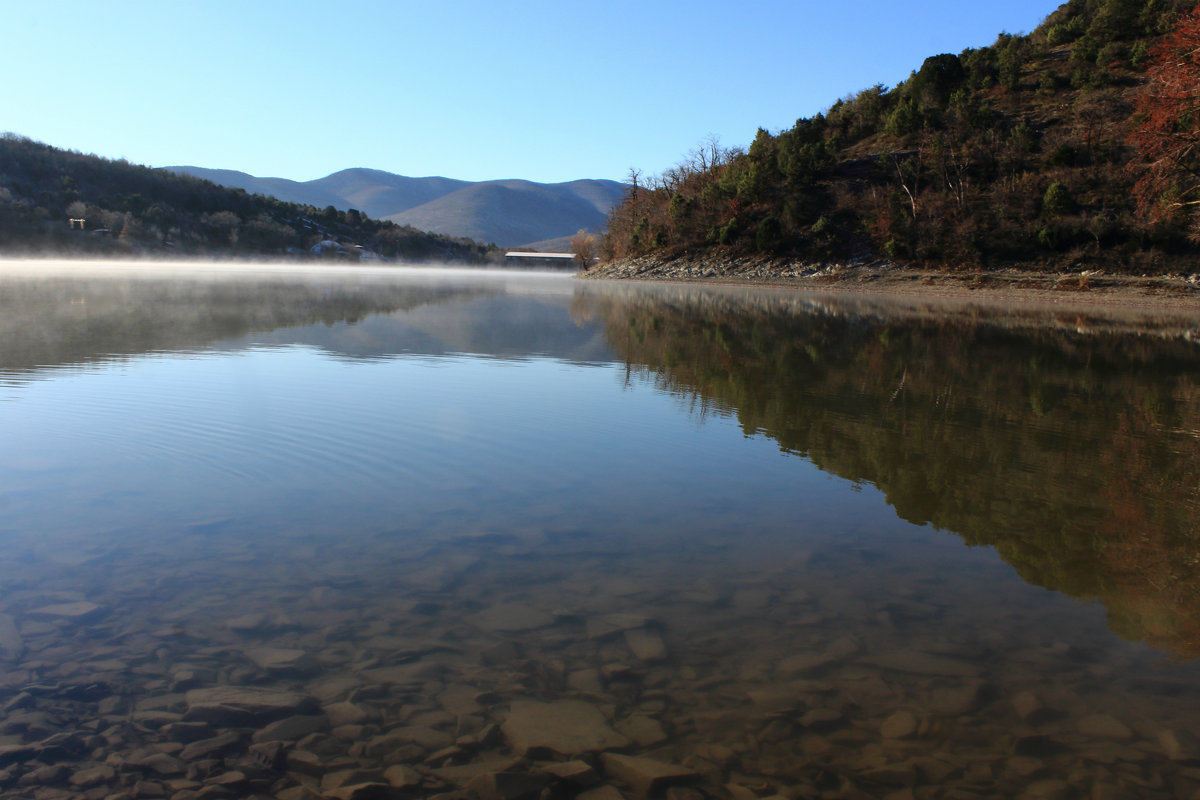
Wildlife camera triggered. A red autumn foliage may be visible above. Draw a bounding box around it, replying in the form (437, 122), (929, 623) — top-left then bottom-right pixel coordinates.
(1130, 4), (1200, 220)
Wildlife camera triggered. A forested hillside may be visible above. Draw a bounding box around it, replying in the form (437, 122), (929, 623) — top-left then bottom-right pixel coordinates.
(0, 136), (496, 262)
(603, 0), (1200, 275)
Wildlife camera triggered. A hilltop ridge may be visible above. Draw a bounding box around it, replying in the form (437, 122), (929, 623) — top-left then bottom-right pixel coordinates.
(163, 166), (625, 248)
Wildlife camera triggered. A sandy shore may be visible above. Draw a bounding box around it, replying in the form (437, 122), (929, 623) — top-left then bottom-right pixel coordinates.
(580, 253), (1200, 310)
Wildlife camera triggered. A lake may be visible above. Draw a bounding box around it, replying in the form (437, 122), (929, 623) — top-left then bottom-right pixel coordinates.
(1, 261), (1199, 800)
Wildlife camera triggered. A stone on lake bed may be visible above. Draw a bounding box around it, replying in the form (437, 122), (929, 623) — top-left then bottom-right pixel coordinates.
(384, 764), (422, 789)
(537, 760), (600, 785)
(587, 614), (650, 640)
(431, 758), (523, 787)
(210, 769), (248, 787)
(0, 744), (40, 767)
(880, 710), (919, 739)
(244, 646), (318, 674)
(309, 675), (361, 703)
(183, 686), (317, 725)
(859, 649), (982, 677)
(568, 668), (605, 694)
(277, 786), (322, 800)
(775, 652), (838, 678)
(324, 701), (371, 728)
(0, 615), (22, 661)
(21, 763), (69, 786)
(615, 714), (668, 747)
(284, 748), (342, 777)
(600, 753), (697, 796)
(359, 660), (446, 685)
(251, 714), (329, 743)
(579, 787), (627, 800)
(1157, 729), (1190, 760)
(438, 684), (485, 715)
(502, 699), (630, 756)
(926, 682), (986, 716)
(1077, 714), (1133, 740)
(29, 602), (102, 619)
(469, 602), (554, 632)
(624, 628), (668, 662)
(178, 730), (240, 761)
(128, 751), (187, 776)
(69, 764), (115, 787)
(363, 725), (454, 755)
(226, 613), (268, 632)
(323, 782), (401, 800)
(1017, 779), (1072, 800)
(1011, 690), (1058, 726)
(798, 708), (845, 729)
(465, 770), (550, 800)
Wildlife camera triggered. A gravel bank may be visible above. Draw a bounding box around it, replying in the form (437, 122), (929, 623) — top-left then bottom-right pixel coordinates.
(580, 253), (1200, 309)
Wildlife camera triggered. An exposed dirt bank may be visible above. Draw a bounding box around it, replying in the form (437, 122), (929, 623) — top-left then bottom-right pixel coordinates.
(580, 254), (1200, 309)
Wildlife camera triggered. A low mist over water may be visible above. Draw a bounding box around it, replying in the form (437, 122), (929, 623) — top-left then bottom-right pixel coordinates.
(1, 260), (1199, 799)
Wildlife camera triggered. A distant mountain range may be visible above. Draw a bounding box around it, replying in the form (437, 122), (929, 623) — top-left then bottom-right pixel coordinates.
(162, 166), (626, 249)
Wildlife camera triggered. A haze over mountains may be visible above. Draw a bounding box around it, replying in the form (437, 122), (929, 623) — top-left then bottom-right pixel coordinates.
(163, 166), (626, 249)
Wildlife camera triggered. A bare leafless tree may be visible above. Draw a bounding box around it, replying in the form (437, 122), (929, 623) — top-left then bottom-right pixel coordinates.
(571, 229), (598, 269)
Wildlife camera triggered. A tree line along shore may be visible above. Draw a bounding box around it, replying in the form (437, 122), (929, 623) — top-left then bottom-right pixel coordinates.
(595, 0), (1200, 285)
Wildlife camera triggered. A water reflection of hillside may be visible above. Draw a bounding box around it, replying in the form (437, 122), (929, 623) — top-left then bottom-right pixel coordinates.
(585, 285), (1200, 659)
(0, 271), (612, 377)
(0, 275), (483, 374)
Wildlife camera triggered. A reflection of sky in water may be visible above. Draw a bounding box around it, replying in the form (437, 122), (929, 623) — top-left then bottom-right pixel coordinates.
(0, 340), (876, 555)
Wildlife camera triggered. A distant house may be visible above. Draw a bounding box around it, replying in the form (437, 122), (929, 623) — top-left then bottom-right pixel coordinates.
(354, 244), (382, 260)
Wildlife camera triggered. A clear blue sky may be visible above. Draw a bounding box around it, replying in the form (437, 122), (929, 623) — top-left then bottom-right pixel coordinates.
(5, 0), (1062, 184)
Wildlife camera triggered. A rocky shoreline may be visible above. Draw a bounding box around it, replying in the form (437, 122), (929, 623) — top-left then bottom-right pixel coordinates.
(579, 254), (1200, 308)
(1, 529), (1198, 800)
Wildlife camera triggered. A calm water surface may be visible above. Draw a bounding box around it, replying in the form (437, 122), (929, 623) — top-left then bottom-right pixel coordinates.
(1, 262), (1199, 799)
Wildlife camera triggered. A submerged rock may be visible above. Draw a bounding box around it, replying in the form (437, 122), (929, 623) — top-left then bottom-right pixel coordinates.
(465, 771), (549, 800)
(324, 781), (402, 800)
(0, 614), (23, 661)
(578, 787), (627, 800)
(469, 603), (554, 632)
(244, 646), (319, 675)
(324, 701), (371, 728)
(859, 650), (982, 677)
(252, 714), (329, 743)
(537, 760), (600, 785)
(880, 710), (919, 740)
(384, 764), (422, 789)
(178, 731), (240, 761)
(183, 686), (317, 726)
(624, 628), (668, 662)
(431, 758), (523, 787)
(587, 614), (650, 640)
(502, 699), (630, 756)
(1077, 714), (1133, 740)
(30, 601), (103, 620)
(615, 714), (668, 747)
(600, 753), (697, 796)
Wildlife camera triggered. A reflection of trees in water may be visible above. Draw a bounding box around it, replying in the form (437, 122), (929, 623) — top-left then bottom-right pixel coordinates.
(592, 288), (1200, 658)
(0, 277), (491, 375)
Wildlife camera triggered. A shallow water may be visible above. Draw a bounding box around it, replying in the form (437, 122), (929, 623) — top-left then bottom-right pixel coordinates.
(0, 262), (1199, 799)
